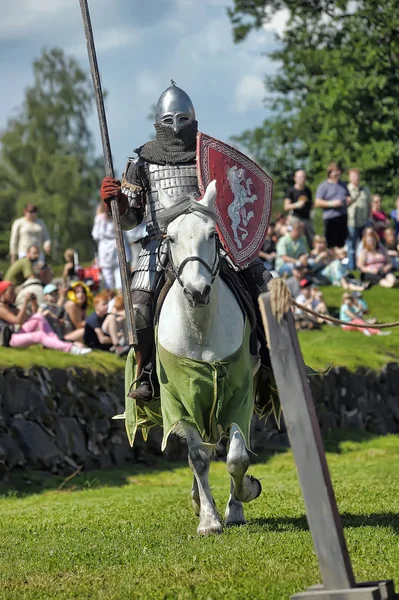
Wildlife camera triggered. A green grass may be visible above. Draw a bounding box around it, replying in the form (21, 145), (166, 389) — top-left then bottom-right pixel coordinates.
(0, 347), (125, 374)
(0, 283), (397, 374)
(0, 434), (398, 599)
(299, 285), (399, 371)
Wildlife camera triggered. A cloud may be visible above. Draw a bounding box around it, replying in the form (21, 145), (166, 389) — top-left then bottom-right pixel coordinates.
(262, 8), (290, 36)
(234, 74), (265, 112)
(0, 0), (78, 39)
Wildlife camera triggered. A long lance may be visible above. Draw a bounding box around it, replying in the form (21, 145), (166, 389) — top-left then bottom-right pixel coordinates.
(79, 0), (137, 345)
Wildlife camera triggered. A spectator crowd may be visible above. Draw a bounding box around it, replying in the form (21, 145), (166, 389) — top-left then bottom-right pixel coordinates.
(259, 162), (399, 332)
(0, 162), (397, 355)
(0, 202), (136, 356)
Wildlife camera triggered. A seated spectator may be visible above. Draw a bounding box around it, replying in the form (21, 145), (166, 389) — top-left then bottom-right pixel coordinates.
(259, 222), (277, 270)
(4, 245), (40, 286)
(83, 291), (127, 353)
(15, 262), (53, 309)
(357, 229), (397, 288)
(63, 281), (92, 343)
(275, 223), (308, 276)
(310, 287), (330, 323)
(321, 247), (367, 290)
(383, 228), (399, 271)
(274, 213), (288, 239)
(39, 283), (67, 338)
(111, 294), (127, 346)
(293, 281), (320, 330)
(390, 196), (399, 238)
(0, 281), (91, 353)
(63, 249), (77, 285)
(339, 292), (390, 336)
(285, 266), (307, 299)
(308, 235), (331, 272)
(371, 194), (390, 240)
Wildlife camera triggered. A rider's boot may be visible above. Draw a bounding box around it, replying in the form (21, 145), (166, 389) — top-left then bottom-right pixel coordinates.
(128, 325), (155, 401)
(127, 290), (157, 402)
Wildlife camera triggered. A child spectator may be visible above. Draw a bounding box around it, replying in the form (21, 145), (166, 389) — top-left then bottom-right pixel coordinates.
(293, 281), (320, 330)
(39, 283), (67, 338)
(339, 292), (389, 336)
(63, 281), (92, 343)
(310, 287), (330, 321)
(63, 249), (77, 284)
(308, 235), (331, 274)
(83, 291), (127, 353)
(0, 281), (91, 354)
(321, 247), (367, 290)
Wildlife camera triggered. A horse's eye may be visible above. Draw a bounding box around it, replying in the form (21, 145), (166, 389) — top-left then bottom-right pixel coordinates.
(209, 232), (216, 239)
(168, 237), (175, 244)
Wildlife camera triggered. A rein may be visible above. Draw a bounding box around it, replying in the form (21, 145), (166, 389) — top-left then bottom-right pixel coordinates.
(160, 209), (221, 290)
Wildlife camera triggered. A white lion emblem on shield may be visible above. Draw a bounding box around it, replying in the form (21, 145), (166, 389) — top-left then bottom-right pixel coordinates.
(227, 165), (258, 249)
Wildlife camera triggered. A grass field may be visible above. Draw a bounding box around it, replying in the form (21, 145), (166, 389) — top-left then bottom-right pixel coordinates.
(0, 285), (397, 374)
(0, 434), (398, 599)
(297, 285), (399, 371)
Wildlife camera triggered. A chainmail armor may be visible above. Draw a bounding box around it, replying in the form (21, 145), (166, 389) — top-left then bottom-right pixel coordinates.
(137, 121), (198, 165)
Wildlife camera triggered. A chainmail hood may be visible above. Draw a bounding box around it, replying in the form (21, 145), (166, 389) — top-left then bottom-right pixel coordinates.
(136, 121), (198, 165)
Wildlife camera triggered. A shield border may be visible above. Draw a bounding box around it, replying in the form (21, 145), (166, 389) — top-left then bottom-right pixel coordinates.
(197, 133), (273, 269)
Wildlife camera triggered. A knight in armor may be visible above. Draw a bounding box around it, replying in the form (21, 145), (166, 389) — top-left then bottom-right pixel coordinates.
(100, 82), (271, 401)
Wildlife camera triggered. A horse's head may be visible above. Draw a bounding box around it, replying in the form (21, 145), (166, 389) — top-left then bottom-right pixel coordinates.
(158, 180), (219, 308)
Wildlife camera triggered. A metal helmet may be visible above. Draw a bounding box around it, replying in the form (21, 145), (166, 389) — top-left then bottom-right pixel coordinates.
(155, 80), (196, 134)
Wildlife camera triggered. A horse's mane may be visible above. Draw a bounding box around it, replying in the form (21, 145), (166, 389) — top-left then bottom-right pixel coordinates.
(157, 194), (217, 229)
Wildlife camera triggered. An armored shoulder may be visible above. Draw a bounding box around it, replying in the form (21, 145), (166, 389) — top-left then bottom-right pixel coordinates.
(119, 157), (145, 230)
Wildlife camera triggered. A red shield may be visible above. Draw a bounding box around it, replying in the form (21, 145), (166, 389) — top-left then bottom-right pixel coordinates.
(197, 132), (273, 269)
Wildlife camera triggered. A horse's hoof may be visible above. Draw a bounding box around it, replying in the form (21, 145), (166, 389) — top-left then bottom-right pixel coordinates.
(197, 519), (223, 536)
(235, 475), (262, 503)
(225, 502), (246, 527)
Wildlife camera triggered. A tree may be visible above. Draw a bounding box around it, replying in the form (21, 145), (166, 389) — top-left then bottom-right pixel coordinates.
(229, 0), (399, 207)
(0, 48), (103, 260)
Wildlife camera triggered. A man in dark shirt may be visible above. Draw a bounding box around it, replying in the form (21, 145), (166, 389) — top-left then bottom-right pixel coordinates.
(284, 170), (314, 248)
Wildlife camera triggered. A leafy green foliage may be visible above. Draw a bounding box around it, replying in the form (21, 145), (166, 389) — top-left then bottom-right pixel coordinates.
(0, 48), (103, 260)
(1, 435), (398, 598)
(229, 0), (399, 207)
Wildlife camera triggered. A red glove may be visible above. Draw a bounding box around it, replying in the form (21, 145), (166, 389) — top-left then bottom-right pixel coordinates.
(100, 177), (127, 214)
(100, 177), (121, 201)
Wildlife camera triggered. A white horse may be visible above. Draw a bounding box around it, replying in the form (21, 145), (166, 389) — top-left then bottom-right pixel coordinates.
(157, 180), (261, 536)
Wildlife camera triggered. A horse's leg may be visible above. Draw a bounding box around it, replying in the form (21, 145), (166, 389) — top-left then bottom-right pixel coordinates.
(180, 421), (222, 535)
(225, 424), (262, 526)
(191, 476), (200, 516)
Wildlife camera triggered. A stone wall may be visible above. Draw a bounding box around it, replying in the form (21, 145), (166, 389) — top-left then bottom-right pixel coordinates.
(0, 363), (398, 478)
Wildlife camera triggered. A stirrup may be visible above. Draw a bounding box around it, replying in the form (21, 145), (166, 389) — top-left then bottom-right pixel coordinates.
(128, 380), (153, 401)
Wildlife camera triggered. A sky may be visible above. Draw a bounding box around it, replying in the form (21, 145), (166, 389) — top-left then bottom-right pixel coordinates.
(0, 0), (287, 171)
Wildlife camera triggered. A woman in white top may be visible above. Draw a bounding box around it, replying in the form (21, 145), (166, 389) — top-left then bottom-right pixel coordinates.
(9, 204), (51, 263)
(91, 203), (132, 290)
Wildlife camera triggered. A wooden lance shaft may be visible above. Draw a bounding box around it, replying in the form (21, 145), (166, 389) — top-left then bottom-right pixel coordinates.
(79, 0), (137, 345)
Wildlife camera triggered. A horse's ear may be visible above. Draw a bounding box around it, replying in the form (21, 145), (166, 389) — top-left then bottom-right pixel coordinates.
(157, 187), (174, 210)
(198, 179), (217, 210)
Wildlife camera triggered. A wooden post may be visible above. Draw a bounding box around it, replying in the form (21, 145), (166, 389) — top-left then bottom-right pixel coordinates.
(258, 290), (397, 600)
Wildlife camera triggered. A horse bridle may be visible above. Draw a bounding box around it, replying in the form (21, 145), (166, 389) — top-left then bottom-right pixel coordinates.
(163, 232), (221, 290)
